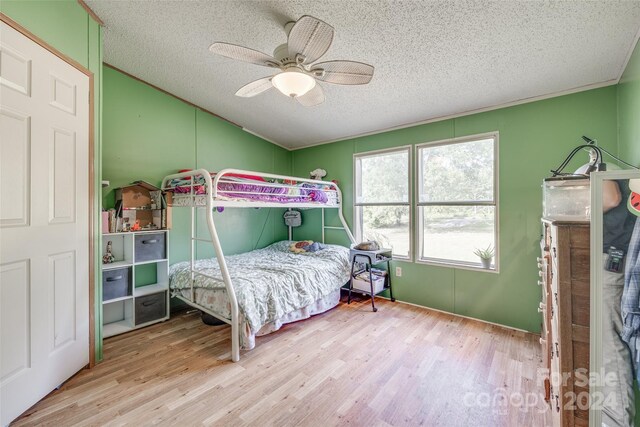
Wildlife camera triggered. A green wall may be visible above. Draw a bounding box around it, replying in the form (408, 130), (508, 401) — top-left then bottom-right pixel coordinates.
(3, 0), (636, 358)
(618, 37), (640, 167)
(293, 86), (619, 333)
(101, 65), (291, 268)
(1, 0), (104, 359)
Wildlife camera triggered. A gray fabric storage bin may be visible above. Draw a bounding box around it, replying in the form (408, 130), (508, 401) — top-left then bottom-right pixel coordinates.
(135, 292), (166, 325)
(134, 233), (166, 263)
(102, 268), (131, 301)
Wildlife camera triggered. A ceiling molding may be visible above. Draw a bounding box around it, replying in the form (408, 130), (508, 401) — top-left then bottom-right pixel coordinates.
(77, 0), (104, 26)
(241, 128), (291, 151)
(289, 78), (618, 151)
(104, 58), (618, 153)
(617, 25), (640, 84)
(103, 62), (242, 128)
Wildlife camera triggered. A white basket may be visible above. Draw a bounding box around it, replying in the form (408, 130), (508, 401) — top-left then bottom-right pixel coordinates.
(352, 276), (385, 294)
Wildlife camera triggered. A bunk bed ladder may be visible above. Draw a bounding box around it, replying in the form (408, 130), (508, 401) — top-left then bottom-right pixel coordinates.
(322, 208), (356, 245)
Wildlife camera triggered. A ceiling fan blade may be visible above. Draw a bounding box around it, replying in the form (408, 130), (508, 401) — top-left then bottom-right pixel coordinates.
(287, 15), (334, 64)
(235, 77), (273, 97)
(295, 84), (325, 107)
(311, 60), (374, 85)
(209, 42), (279, 68)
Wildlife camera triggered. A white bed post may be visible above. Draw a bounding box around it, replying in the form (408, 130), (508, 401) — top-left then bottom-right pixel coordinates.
(190, 206), (195, 302)
(335, 185), (356, 244)
(190, 173), (196, 302)
(201, 170), (241, 362)
(321, 208), (325, 243)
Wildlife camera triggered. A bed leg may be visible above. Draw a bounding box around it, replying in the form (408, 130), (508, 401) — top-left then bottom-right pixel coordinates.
(231, 321), (240, 362)
(387, 259), (396, 302)
(369, 267), (377, 312)
(348, 257), (357, 305)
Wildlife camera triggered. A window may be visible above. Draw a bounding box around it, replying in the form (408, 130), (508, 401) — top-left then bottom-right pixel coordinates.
(354, 147), (411, 259)
(417, 134), (498, 269)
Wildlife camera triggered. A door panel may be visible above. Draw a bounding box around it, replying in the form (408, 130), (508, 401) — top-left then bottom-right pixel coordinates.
(0, 260), (31, 383)
(50, 251), (76, 351)
(49, 128), (76, 224)
(0, 108), (30, 227)
(0, 43), (31, 96)
(50, 73), (76, 115)
(0, 21), (90, 425)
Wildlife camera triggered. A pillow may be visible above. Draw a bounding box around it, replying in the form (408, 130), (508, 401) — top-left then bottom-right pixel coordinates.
(288, 240), (326, 253)
(289, 240), (314, 253)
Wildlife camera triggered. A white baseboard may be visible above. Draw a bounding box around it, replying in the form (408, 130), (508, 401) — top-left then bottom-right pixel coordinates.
(375, 295), (532, 335)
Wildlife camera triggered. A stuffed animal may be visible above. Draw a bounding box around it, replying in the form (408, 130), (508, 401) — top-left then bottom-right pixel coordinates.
(102, 241), (115, 264)
(309, 168), (327, 180)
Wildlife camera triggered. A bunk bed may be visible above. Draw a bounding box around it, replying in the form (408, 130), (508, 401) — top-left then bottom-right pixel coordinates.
(161, 169), (356, 362)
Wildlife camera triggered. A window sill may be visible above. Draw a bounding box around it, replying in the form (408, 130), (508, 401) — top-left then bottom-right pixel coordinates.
(415, 258), (500, 274)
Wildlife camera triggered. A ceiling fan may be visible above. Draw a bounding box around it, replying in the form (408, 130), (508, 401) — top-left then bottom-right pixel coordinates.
(209, 15), (374, 107)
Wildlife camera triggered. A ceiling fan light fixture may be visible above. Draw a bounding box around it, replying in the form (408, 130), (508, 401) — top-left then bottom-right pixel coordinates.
(272, 69), (316, 98)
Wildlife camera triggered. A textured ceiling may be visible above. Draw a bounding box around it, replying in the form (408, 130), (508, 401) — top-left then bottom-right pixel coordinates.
(89, 0), (640, 149)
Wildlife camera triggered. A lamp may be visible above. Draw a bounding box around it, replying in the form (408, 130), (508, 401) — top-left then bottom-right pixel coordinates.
(272, 69), (316, 97)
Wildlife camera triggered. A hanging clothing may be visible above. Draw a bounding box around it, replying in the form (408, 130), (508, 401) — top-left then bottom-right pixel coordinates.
(621, 217), (640, 381)
(604, 181), (635, 253)
(604, 262), (635, 426)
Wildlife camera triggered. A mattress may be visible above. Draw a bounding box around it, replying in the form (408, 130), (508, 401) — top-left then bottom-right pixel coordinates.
(169, 241), (350, 347)
(165, 171), (338, 206)
(174, 287), (341, 349)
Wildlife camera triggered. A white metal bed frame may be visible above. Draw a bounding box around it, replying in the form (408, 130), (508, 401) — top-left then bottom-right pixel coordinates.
(161, 168), (355, 362)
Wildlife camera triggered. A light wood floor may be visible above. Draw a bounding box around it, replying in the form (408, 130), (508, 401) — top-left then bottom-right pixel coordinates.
(14, 296), (551, 426)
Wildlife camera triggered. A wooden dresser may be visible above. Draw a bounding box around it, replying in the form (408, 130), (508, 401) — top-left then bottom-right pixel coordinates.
(539, 219), (590, 427)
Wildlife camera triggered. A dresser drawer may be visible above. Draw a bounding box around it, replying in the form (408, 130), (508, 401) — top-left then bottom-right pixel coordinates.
(102, 267), (132, 301)
(134, 233), (166, 262)
(135, 292), (167, 325)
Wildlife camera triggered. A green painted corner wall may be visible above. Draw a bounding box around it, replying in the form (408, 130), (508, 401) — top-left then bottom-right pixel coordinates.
(618, 36), (640, 167)
(292, 86), (619, 333)
(1, 1), (104, 360)
(101, 64), (291, 272)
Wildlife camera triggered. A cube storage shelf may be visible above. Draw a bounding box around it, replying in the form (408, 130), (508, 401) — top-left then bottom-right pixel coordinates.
(101, 230), (169, 338)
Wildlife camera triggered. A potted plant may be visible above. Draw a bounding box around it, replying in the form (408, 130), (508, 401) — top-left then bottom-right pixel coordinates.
(474, 245), (494, 269)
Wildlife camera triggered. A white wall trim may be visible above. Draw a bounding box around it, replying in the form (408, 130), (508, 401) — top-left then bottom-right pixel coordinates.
(376, 295), (530, 334)
(287, 79), (618, 151)
(241, 127), (291, 151)
(616, 25), (640, 84)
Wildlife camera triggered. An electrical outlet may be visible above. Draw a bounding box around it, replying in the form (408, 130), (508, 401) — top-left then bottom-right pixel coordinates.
(395, 267), (402, 277)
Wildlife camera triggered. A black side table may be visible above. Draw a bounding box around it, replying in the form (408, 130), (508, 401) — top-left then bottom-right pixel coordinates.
(347, 249), (395, 312)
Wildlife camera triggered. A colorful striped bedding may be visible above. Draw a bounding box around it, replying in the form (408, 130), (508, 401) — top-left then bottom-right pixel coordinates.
(165, 171), (337, 205)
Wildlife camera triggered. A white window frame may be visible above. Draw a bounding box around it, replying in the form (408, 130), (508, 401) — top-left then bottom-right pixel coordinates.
(353, 145), (413, 260)
(415, 132), (499, 272)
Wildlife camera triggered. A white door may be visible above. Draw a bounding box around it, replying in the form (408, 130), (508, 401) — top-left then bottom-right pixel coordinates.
(0, 21), (90, 425)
